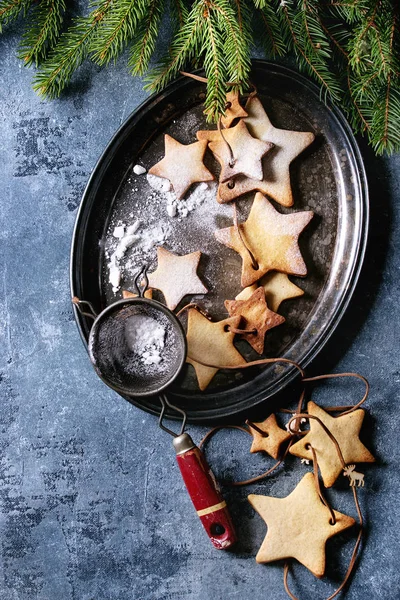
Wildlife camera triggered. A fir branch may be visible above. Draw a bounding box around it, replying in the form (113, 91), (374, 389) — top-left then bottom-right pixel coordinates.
(0, 0), (33, 29)
(170, 0), (188, 30)
(201, 2), (228, 120)
(212, 0), (251, 87)
(33, 0), (113, 98)
(281, 1), (342, 102)
(145, 1), (204, 92)
(255, 2), (287, 58)
(19, 0), (66, 67)
(90, 0), (147, 65)
(129, 0), (164, 76)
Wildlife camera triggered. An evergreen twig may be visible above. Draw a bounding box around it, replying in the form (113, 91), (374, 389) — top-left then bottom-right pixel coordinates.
(0, 0), (399, 154)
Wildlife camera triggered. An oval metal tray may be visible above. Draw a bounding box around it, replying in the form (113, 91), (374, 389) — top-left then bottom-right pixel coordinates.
(70, 61), (368, 422)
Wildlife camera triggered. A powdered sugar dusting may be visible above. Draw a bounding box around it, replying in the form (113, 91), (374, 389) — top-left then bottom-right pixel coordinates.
(124, 314), (166, 365)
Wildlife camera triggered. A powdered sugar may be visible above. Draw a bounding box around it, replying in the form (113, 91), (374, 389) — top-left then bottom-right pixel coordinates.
(106, 220), (171, 292)
(124, 315), (166, 365)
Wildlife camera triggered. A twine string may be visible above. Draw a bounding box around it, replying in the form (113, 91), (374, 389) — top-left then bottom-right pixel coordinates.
(232, 201), (259, 270)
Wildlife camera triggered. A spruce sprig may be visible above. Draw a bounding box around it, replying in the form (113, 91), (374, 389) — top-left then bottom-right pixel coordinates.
(1, 0), (400, 155)
(33, 1), (113, 98)
(0, 0), (33, 30)
(129, 0), (165, 76)
(18, 0), (66, 67)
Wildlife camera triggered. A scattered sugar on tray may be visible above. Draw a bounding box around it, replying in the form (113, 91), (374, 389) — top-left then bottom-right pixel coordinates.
(133, 164), (147, 175)
(107, 219), (172, 292)
(124, 314), (166, 366)
(147, 174), (217, 219)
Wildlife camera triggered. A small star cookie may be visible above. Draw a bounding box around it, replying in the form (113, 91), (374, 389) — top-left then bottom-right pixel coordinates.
(217, 96), (315, 206)
(289, 401), (375, 488)
(225, 287), (285, 354)
(148, 135), (214, 199)
(248, 472), (356, 578)
(122, 289), (153, 299)
(148, 247), (207, 310)
(215, 192), (314, 288)
(221, 90), (248, 128)
(235, 272), (304, 313)
(197, 120), (273, 183)
(185, 309), (245, 390)
(248, 414), (291, 459)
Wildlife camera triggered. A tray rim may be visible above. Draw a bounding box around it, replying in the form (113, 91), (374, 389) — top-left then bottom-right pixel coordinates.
(70, 60), (369, 422)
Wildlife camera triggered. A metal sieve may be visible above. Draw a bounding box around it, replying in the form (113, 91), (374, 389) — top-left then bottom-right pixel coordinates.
(72, 266), (237, 551)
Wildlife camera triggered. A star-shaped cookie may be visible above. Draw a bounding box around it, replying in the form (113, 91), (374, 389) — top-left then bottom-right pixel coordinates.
(197, 120), (273, 183)
(215, 192), (314, 288)
(185, 309), (245, 390)
(217, 96), (315, 206)
(122, 289), (153, 299)
(289, 401), (375, 488)
(148, 247), (208, 310)
(221, 90), (248, 128)
(235, 272), (304, 312)
(148, 135), (214, 199)
(225, 287), (285, 354)
(248, 472), (356, 578)
(248, 414), (291, 459)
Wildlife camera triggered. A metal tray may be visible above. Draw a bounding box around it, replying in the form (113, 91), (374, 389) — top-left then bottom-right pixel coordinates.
(70, 61), (368, 422)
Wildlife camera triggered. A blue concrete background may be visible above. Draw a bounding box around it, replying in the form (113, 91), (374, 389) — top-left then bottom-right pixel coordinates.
(1, 21), (399, 600)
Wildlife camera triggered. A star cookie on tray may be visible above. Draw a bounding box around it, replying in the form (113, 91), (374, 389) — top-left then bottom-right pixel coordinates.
(215, 192), (314, 288)
(221, 90), (248, 128)
(197, 120), (274, 183)
(217, 96), (315, 206)
(148, 247), (208, 310)
(148, 134), (214, 199)
(185, 309), (245, 390)
(225, 287), (285, 354)
(235, 271), (304, 313)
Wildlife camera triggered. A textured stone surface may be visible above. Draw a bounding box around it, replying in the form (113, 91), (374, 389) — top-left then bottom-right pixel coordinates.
(1, 27), (400, 600)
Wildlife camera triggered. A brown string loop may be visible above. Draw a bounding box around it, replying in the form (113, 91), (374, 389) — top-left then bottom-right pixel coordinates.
(232, 202), (259, 270)
(302, 372), (369, 414)
(198, 425), (294, 487)
(227, 326), (257, 335)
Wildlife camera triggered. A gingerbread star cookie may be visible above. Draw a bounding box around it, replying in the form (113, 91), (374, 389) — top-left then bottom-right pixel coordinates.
(221, 90), (248, 128)
(235, 272), (304, 312)
(122, 289), (153, 299)
(197, 120), (274, 183)
(148, 247), (207, 310)
(248, 472), (355, 578)
(185, 309), (245, 390)
(248, 414), (291, 459)
(215, 193), (314, 288)
(217, 96), (315, 206)
(225, 287), (285, 354)
(148, 135), (214, 199)
(289, 401), (375, 487)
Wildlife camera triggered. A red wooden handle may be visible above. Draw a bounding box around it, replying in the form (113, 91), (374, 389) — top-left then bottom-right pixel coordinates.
(173, 434), (237, 550)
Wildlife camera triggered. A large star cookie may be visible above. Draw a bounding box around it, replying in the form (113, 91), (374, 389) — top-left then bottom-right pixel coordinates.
(225, 287), (285, 354)
(185, 309), (245, 390)
(148, 247), (207, 310)
(248, 414), (291, 459)
(289, 401), (375, 487)
(235, 272), (304, 313)
(217, 96), (315, 206)
(215, 192), (314, 288)
(221, 90), (248, 128)
(197, 120), (273, 183)
(148, 135), (214, 199)
(248, 472), (355, 578)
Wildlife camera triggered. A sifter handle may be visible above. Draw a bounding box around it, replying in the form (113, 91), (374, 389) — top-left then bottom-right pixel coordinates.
(172, 433), (237, 550)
